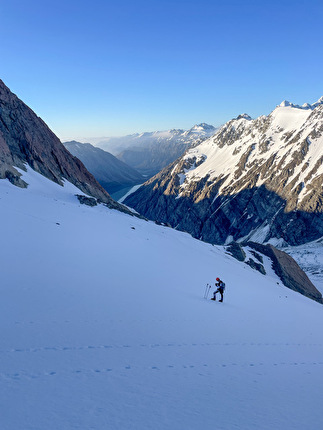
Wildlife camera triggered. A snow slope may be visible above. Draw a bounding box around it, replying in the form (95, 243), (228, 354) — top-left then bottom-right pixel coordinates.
(1, 169), (323, 430)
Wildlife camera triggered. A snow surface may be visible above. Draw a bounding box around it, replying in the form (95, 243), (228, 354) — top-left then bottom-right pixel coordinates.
(1, 169), (323, 430)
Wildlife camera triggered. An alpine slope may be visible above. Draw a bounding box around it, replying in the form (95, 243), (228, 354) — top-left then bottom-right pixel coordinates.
(1, 168), (323, 430)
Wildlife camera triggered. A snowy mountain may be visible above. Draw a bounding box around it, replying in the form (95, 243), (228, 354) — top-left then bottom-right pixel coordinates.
(1, 167), (323, 430)
(64, 141), (144, 197)
(82, 123), (217, 177)
(0, 79), (128, 212)
(124, 97), (323, 246)
(1, 78), (323, 428)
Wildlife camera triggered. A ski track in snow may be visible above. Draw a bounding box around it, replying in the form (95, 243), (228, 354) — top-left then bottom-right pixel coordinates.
(2, 339), (323, 354)
(2, 361), (323, 382)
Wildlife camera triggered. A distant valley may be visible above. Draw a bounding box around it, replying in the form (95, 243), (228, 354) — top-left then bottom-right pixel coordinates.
(63, 141), (144, 198)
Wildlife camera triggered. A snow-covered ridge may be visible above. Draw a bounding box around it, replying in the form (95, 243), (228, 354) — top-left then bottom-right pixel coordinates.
(175, 97), (323, 209)
(279, 96), (323, 110)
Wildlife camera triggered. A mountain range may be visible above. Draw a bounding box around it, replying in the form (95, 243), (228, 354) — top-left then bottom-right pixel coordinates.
(80, 123), (217, 177)
(124, 98), (323, 247)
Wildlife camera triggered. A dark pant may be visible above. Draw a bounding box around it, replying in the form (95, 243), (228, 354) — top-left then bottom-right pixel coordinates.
(213, 287), (224, 301)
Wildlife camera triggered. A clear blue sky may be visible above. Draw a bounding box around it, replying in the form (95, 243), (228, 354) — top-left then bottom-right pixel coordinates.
(1, 0), (322, 140)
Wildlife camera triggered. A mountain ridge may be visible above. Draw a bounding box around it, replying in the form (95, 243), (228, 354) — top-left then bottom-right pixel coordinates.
(124, 97), (323, 246)
(63, 140), (144, 195)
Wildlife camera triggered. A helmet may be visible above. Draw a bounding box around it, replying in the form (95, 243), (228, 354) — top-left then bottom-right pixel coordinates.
(216, 277), (220, 281)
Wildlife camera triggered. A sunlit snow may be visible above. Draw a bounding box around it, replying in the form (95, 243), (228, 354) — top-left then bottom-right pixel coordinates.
(1, 168), (323, 430)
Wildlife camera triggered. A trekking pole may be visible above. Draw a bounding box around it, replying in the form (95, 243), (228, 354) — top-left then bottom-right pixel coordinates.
(206, 284), (211, 300)
(203, 283), (209, 299)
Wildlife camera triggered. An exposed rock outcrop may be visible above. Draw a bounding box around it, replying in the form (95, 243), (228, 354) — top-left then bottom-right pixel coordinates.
(226, 241), (322, 303)
(245, 242), (323, 303)
(76, 195), (98, 206)
(226, 242), (246, 261)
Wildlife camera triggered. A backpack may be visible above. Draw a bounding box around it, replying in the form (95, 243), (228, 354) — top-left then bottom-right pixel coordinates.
(219, 281), (225, 290)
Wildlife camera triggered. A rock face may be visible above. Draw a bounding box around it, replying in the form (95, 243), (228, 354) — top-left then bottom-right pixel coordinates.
(226, 242), (246, 262)
(245, 242), (323, 304)
(226, 241), (322, 303)
(64, 141), (144, 195)
(0, 79), (125, 211)
(125, 98), (323, 246)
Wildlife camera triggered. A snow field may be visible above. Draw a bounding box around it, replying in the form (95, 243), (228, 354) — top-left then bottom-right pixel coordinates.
(1, 169), (323, 430)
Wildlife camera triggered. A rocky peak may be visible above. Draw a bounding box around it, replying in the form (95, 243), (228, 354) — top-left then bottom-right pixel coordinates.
(236, 113), (252, 120)
(279, 100), (293, 107)
(312, 96), (323, 109)
(192, 123), (216, 130)
(278, 97), (323, 110)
